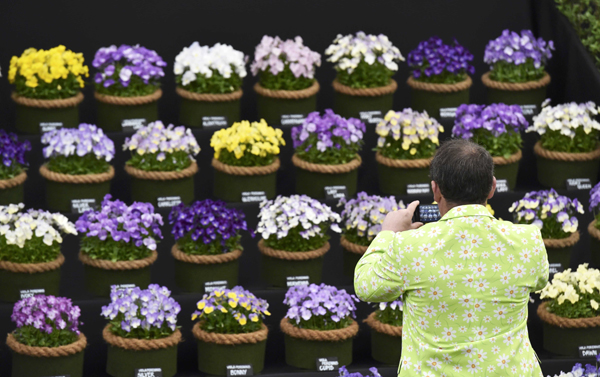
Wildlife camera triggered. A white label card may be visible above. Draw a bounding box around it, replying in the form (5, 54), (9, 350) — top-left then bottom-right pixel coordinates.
(324, 186), (347, 200)
(549, 263), (564, 274)
(40, 122), (63, 133)
(287, 276), (310, 287)
(316, 357), (339, 372)
(359, 110), (383, 125)
(520, 104), (538, 116)
(135, 368), (162, 377)
(157, 196), (182, 208)
(205, 280), (228, 294)
(281, 114), (305, 126)
(407, 183), (431, 195)
(227, 365), (254, 377)
(112, 284), (136, 293)
(203, 116), (228, 127)
(578, 345), (600, 358)
(495, 179), (509, 193)
(20, 289), (45, 299)
(566, 178), (592, 191)
(241, 191), (267, 203)
(71, 198), (97, 214)
(440, 107), (458, 119)
(122, 118), (146, 132)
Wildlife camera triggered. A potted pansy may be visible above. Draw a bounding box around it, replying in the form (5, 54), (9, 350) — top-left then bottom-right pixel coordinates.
(251, 35), (321, 126)
(101, 285), (181, 377)
(7, 295), (86, 377)
(406, 36), (475, 119)
(363, 300), (403, 365)
(0, 204), (76, 302)
(40, 124), (115, 212)
(257, 195), (341, 287)
(339, 367), (382, 377)
(8, 45), (88, 134)
(93, 44), (166, 132)
(549, 361), (600, 377)
(291, 110), (365, 198)
(281, 283), (359, 369)
(527, 101), (600, 188)
(537, 264), (600, 357)
(374, 109), (442, 194)
(75, 195), (164, 297)
(0, 130), (30, 205)
(210, 120), (285, 201)
(325, 31), (404, 121)
(452, 103), (528, 190)
(175, 42), (246, 128)
(191, 286), (270, 375)
(168, 199), (252, 292)
(588, 182), (600, 269)
(483, 30), (554, 113)
(509, 189), (584, 272)
(123, 121), (200, 205)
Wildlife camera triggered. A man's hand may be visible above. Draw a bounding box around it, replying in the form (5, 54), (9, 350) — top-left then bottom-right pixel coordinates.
(381, 200), (424, 233)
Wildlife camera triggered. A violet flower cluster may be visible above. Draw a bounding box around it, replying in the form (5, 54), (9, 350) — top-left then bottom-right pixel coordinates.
(0, 129), (30, 180)
(407, 36), (475, 83)
(589, 182), (600, 225)
(339, 366), (381, 377)
(550, 359), (600, 377)
(42, 123), (115, 161)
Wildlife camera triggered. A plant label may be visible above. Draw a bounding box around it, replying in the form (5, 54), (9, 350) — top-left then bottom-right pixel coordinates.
(578, 345), (600, 358)
(281, 114), (305, 126)
(286, 276), (310, 287)
(226, 365), (254, 377)
(111, 284), (136, 293)
(205, 280), (228, 294)
(135, 368), (163, 377)
(20, 289), (45, 299)
(359, 110), (383, 125)
(71, 198), (97, 214)
(316, 357), (339, 372)
(42, 375), (70, 377)
(122, 118), (146, 132)
(324, 185), (347, 200)
(157, 196), (182, 208)
(495, 179), (509, 193)
(40, 122), (63, 133)
(440, 107), (458, 119)
(241, 191), (267, 203)
(566, 178), (592, 191)
(407, 183), (431, 195)
(520, 104), (538, 116)
(203, 116), (228, 128)
(548, 263), (563, 275)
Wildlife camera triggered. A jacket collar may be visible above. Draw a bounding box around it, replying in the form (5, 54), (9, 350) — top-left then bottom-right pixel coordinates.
(440, 204), (495, 221)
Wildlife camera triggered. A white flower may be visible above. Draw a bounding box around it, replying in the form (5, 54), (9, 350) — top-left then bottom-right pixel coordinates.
(174, 42), (247, 85)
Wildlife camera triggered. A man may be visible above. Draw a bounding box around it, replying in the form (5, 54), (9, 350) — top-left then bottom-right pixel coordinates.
(354, 139), (549, 377)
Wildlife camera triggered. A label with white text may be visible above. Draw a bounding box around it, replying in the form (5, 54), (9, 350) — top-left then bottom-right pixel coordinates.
(122, 118), (147, 132)
(440, 107), (458, 119)
(41, 375), (70, 377)
(203, 116), (228, 128)
(324, 185), (347, 200)
(281, 114), (306, 126)
(227, 365), (254, 377)
(287, 276), (310, 287)
(495, 179), (509, 193)
(520, 104), (538, 116)
(71, 198), (97, 214)
(359, 110), (383, 125)
(157, 196), (182, 208)
(241, 191), (267, 203)
(20, 289), (45, 299)
(566, 178), (592, 191)
(578, 344), (600, 358)
(205, 280), (228, 294)
(407, 183), (431, 195)
(549, 263), (564, 275)
(112, 284), (136, 293)
(316, 357), (339, 372)
(40, 122), (63, 133)
(135, 368), (163, 377)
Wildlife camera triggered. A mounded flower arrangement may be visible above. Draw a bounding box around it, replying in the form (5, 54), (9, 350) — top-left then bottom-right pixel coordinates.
(549, 360), (600, 377)
(8, 45), (88, 134)
(587, 183), (600, 268)
(256, 195), (341, 287)
(93, 44), (166, 132)
(76, 195), (164, 296)
(40, 124), (115, 212)
(0, 130), (30, 205)
(175, 42), (246, 128)
(192, 286), (270, 375)
(363, 300), (403, 365)
(101, 285), (181, 377)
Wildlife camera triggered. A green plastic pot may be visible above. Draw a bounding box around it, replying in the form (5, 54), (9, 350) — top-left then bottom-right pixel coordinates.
(174, 255), (240, 293)
(106, 337), (179, 377)
(535, 144), (600, 188)
(256, 93), (317, 127)
(10, 338), (85, 377)
(409, 78), (471, 119)
(178, 88), (241, 128)
(284, 334), (354, 370)
(44, 174), (112, 213)
(213, 163), (278, 202)
(83, 260), (153, 297)
(333, 90), (394, 121)
(493, 156), (521, 191)
(261, 254), (324, 288)
(542, 317), (600, 357)
(294, 156), (360, 199)
(196, 333), (267, 375)
(96, 97), (159, 133)
(590, 223), (600, 269)
(343, 250), (362, 278)
(0, 174), (26, 206)
(545, 244), (574, 273)
(376, 160), (430, 195)
(371, 328), (402, 365)
(0, 256), (62, 302)
(127, 163), (197, 206)
(14, 99), (80, 135)
(483, 72), (549, 116)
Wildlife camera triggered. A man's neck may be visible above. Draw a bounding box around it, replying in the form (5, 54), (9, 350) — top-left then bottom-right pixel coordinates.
(438, 199), (486, 217)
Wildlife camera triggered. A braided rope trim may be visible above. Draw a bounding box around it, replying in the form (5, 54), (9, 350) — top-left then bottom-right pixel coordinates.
(543, 231), (580, 249)
(0, 171), (27, 189)
(6, 333), (87, 357)
(12, 92), (84, 109)
(254, 81), (320, 99)
(39, 164), (114, 184)
(340, 236), (368, 255)
(481, 71), (551, 91)
(103, 325), (182, 350)
(292, 154), (362, 174)
(492, 150), (522, 166)
(333, 79), (398, 97)
(79, 250), (157, 271)
(588, 221), (600, 241)
(534, 141), (600, 162)
(94, 89), (162, 106)
(0, 254), (64, 274)
(257, 239), (329, 260)
(375, 152), (432, 169)
(537, 301), (600, 328)
(406, 76), (472, 93)
(192, 322), (268, 345)
(280, 317), (359, 341)
(171, 244), (242, 265)
(176, 87), (243, 102)
(124, 161), (198, 181)
(363, 312), (403, 337)
(212, 158), (280, 176)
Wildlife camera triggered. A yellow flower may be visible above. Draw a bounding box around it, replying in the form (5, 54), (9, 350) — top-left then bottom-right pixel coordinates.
(238, 317), (247, 325)
(211, 120), (285, 161)
(204, 305), (214, 314)
(197, 301), (205, 310)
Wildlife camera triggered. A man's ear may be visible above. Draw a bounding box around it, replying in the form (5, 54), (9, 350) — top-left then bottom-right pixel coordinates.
(432, 181), (442, 203)
(488, 177), (497, 200)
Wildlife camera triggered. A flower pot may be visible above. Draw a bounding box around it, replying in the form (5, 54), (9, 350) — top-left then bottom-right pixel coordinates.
(534, 141), (600, 188)
(79, 250), (157, 297)
(407, 76), (472, 119)
(537, 302), (600, 357)
(212, 158), (279, 202)
(12, 92), (83, 135)
(375, 152), (431, 195)
(543, 232), (579, 273)
(177, 87), (242, 128)
(192, 322), (268, 375)
(0, 254), (64, 302)
(254, 82), (319, 126)
(7, 332), (87, 377)
(292, 154), (361, 199)
(95, 90), (161, 132)
(125, 161), (197, 206)
(280, 317), (358, 370)
(332, 79), (396, 121)
(0, 171), (27, 206)
(364, 312), (402, 365)
(171, 244), (241, 293)
(482, 72), (550, 116)
(258, 239), (329, 288)
(40, 165), (113, 213)
(340, 236), (367, 278)
(492, 150), (522, 190)
(103, 325), (181, 377)
(588, 221), (600, 269)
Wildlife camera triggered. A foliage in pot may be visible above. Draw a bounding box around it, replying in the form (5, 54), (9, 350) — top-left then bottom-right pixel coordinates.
(0, 130), (31, 205)
(588, 182), (600, 268)
(364, 300), (404, 365)
(555, 0), (600, 71)
(548, 359), (600, 377)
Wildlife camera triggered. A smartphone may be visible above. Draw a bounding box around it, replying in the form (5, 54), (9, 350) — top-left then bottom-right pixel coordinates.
(413, 204), (441, 224)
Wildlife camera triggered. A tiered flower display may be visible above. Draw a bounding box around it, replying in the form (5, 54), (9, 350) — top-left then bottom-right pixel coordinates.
(588, 182), (600, 268)
(0, 130), (31, 205)
(364, 300), (404, 364)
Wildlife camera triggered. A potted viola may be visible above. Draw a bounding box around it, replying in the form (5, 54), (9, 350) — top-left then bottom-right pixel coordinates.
(0, 130), (30, 205)
(291, 110), (365, 198)
(40, 123), (115, 212)
(210, 120), (285, 201)
(0, 204), (76, 302)
(509, 189), (584, 272)
(93, 44), (166, 132)
(7, 295), (86, 377)
(590, 183), (600, 269)
(101, 284), (181, 377)
(452, 103), (528, 190)
(527, 101), (600, 188)
(406, 36), (475, 119)
(123, 121), (200, 205)
(537, 264), (600, 357)
(549, 362), (600, 377)
(281, 283), (359, 369)
(483, 30), (554, 114)
(325, 31), (404, 121)
(339, 367), (382, 377)
(168, 199), (252, 292)
(75, 195), (164, 296)
(257, 195), (341, 287)
(175, 42), (246, 128)
(364, 300), (403, 365)
(374, 108), (442, 194)
(252, 35), (321, 126)
(192, 286), (270, 375)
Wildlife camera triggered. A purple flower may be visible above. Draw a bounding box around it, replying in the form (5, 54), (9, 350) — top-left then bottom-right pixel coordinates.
(41, 123), (115, 162)
(339, 192), (404, 243)
(251, 35), (321, 79)
(0, 130), (30, 176)
(11, 295), (82, 335)
(484, 30), (553, 69)
(452, 103), (528, 139)
(408, 36), (475, 80)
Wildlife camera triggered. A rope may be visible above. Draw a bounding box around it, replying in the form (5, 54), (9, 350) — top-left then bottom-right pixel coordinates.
(39, 165), (114, 184)
(534, 141), (600, 161)
(124, 161), (198, 181)
(212, 158), (280, 176)
(257, 239), (329, 260)
(340, 236), (368, 255)
(171, 244), (242, 265)
(6, 333), (87, 357)
(481, 71), (551, 91)
(406, 76), (472, 93)
(537, 301), (600, 328)
(79, 250), (157, 271)
(11, 92), (84, 109)
(375, 152), (432, 169)
(0, 171), (27, 189)
(254, 81), (319, 99)
(588, 221), (600, 241)
(363, 312), (403, 337)
(192, 322), (268, 345)
(292, 154), (361, 174)
(103, 325), (181, 350)
(94, 89), (162, 106)
(492, 150), (522, 166)
(280, 318), (358, 341)
(176, 87), (243, 102)
(543, 231), (580, 248)
(0, 254), (64, 274)
(332, 79), (397, 97)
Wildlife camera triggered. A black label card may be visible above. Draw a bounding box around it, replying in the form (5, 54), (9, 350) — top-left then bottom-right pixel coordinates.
(40, 122), (63, 133)
(281, 114), (305, 126)
(227, 365), (254, 377)
(287, 276), (310, 287)
(495, 179), (509, 193)
(579, 344), (600, 358)
(439, 107), (458, 119)
(135, 368), (163, 377)
(359, 110), (383, 125)
(407, 183), (431, 195)
(20, 289), (45, 299)
(520, 104), (538, 116)
(549, 263), (564, 275)
(71, 198), (97, 214)
(157, 196), (182, 208)
(205, 280), (228, 294)
(122, 118), (147, 132)
(112, 284), (136, 293)
(203, 116), (228, 128)
(324, 185), (347, 200)
(566, 178), (592, 191)
(241, 191), (267, 203)
(316, 357), (339, 372)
